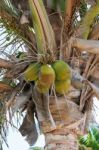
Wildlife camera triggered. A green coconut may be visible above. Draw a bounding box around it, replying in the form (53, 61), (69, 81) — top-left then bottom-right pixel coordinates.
(35, 80), (50, 94)
(24, 63), (41, 81)
(39, 64), (55, 87)
(55, 79), (71, 94)
(52, 60), (72, 81)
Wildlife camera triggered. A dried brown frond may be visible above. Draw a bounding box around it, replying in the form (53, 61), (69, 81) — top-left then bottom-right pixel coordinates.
(19, 100), (38, 145)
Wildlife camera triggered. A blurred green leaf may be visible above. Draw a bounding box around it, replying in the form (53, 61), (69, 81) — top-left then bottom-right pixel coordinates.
(79, 125), (99, 150)
(29, 147), (44, 150)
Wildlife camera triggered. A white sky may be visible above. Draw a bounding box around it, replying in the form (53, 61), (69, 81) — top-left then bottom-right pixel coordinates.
(3, 129), (45, 150)
(93, 97), (99, 124)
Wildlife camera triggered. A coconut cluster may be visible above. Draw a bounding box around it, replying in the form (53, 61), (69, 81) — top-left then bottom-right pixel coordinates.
(24, 60), (72, 94)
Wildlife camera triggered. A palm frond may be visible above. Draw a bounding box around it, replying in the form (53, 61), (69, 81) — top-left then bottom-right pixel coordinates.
(0, 1), (37, 58)
(79, 0), (88, 18)
(79, 125), (99, 150)
(0, 18), (37, 62)
(28, 0), (56, 54)
(0, 0), (21, 18)
(79, 4), (99, 39)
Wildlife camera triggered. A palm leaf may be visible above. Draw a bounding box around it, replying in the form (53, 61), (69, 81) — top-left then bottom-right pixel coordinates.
(79, 126), (99, 150)
(0, 0), (37, 57)
(0, 17), (36, 60)
(28, 0), (56, 53)
(0, 0), (21, 18)
(80, 4), (99, 39)
(79, 0), (88, 18)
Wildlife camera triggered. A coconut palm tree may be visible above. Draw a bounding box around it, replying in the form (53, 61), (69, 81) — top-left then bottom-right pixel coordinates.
(0, 0), (99, 149)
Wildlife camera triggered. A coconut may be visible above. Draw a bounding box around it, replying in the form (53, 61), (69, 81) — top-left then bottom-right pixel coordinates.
(55, 79), (71, 94)
(52, 60), (72, 81)
(24, 63), (41, 81)
(39, 64), (55, 87)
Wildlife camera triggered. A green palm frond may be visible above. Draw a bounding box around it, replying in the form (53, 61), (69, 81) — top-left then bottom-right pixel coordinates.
(0, 0), (21, 18)
(0, 0), (37, 58)
(79, 125), (99, 150)
(0, 22), (24, 58)
(0, 17), (37, 60)
(80, 4), (99, 39)
(79, 0), (88, 18)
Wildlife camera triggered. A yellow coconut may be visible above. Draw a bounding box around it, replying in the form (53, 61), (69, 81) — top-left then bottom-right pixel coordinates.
(39, 64), (55, 87)
(36, 80), (50, 94)
(55, 79), (71, 94)
(52, 60), (72, 81)
(24, 63), (41, 81)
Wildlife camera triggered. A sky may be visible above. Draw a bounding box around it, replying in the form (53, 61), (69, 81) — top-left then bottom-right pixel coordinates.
(3, 129), (45, 150)
(93, 97), (99, 124)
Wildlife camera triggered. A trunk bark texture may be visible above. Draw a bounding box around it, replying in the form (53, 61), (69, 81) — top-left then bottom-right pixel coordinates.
(34, 94), (85, 150)
(44, 97), (85, 150)
(45, 130), (78, 150)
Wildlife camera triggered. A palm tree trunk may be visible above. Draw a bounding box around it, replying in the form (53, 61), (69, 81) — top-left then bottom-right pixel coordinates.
(44, 97), (85, 150)
(33, 90), (85, 150)
(44, 125), (79, 150)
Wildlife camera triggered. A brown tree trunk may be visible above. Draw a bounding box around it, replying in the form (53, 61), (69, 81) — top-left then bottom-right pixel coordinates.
(45, 129), (78, 150)
(33, 91), (85, 150)
(43, 97), (86, 150)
